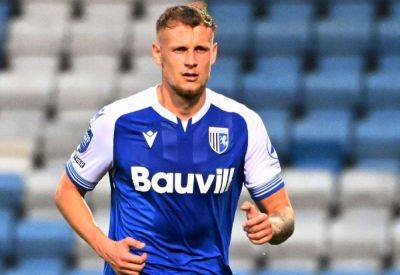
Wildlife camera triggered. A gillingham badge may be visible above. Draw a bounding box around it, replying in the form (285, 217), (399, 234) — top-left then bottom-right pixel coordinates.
(209, 127), (229, 154)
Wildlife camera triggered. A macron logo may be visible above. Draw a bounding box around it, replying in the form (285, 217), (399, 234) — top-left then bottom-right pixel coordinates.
(131, 166), (235, 194)
(143, 130), (158, 148)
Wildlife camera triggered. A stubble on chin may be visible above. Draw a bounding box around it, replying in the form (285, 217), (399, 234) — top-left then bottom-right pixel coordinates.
(172, 83), (206, 100)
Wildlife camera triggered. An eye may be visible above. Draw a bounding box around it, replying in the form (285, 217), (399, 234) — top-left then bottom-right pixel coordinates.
(174, 47), (186, 53)
(196, 47), (208, 53)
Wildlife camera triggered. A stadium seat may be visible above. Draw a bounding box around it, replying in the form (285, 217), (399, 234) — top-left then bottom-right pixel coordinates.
(366, 55), (400, 110)
(291, 110), (352, 171)
(0, 209), (13, 260)
(354, 110), (400, 159)
(356, 158), (400, 172)
(267, 210), (327, 270)
(84, 2), (131, 26)
(4, 258), (66, 275)
(282, 168), (334, 211)
(338, 169), (397, 211)
(24, 168), (67, 219)
(0, 71), (55, 110)
(66, 268), (103, 275)
(0, 173), (24, 212)
(377, 15), (400, 55)
(242, 57), (301, 110)
(209, 3), (252, 56)
(118, 56), (160, 98)
(208, 57), (242, 98)
(42, 111), (94, 163)
(0, 110), (44, 159)
(315, 2), (373, 56)
(328, 209), (389, 270)
(320, 269), (378, 275)
(259, 268), (316, 275)
(69, 21), (126, 57)
(0, 1), (10, 54)
(15, 218), (75, 259)
(254, 2), (312, 56)
(304, 57), (363, 110)
(258, 109), (291, 158)
(128, 20), (155, 57)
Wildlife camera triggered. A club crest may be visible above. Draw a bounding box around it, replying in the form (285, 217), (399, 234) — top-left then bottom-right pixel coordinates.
(209, 127), (229, 154)
(77, 127), (93, 153)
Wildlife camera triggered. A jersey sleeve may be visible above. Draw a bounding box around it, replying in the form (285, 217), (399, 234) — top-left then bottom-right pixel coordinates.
(243, 111), (284, 201)
(65, 108), (114, 191)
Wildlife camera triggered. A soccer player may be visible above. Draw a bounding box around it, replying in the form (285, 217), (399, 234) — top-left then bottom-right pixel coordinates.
(55, 1), (294, 274)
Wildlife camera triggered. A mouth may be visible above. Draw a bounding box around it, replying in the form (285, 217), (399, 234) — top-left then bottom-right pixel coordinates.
(182, 72), (199, 82)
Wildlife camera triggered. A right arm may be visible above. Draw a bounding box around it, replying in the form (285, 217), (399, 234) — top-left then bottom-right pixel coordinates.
(55, 171), (147, 275)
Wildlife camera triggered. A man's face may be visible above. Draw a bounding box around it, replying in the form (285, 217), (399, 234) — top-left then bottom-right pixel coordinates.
(152, 22), (217, 99)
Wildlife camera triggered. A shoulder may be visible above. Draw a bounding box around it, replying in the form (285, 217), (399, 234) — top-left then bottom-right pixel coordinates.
(207, 88), (263, 127)
(94, 87), (155, 125)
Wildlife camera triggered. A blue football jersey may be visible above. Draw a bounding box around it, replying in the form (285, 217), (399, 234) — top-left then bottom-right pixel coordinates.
(66, 86), (284, 274)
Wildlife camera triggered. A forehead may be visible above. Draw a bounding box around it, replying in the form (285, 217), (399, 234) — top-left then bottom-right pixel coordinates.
(157, 22), (214, 45)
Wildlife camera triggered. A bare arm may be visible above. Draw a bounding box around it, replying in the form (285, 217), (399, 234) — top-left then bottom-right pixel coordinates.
(54, 172), (147, 275)
(241, 187), (295, 245)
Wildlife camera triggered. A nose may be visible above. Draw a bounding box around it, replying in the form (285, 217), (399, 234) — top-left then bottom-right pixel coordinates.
(185, 51), (197, 68)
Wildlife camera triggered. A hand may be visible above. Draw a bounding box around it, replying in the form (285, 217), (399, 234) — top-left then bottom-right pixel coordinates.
(240, 201), (273, 245)
(100, 237), (147, 275)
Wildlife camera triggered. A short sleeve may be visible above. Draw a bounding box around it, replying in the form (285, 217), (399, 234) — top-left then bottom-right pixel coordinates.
(65, 108), (114, 191)
(244, 111), (284, 201)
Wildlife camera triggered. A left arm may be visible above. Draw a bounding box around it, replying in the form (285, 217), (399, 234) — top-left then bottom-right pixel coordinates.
(241, 187), (295, 245)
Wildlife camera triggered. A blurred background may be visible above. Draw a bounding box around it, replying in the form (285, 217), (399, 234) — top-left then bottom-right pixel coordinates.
(0, 0), (399, 274)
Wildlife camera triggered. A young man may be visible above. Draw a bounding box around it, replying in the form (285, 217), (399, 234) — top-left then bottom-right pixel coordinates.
(55, 2), (294, 274)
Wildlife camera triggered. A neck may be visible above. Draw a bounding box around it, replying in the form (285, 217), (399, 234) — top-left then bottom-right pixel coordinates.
(157, 83), (206, 121)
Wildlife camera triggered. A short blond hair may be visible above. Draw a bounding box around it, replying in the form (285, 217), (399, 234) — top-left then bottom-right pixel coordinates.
(156, 1), (217, 34)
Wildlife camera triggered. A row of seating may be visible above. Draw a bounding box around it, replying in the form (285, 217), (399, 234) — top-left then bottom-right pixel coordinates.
(4, 0), (400, 59)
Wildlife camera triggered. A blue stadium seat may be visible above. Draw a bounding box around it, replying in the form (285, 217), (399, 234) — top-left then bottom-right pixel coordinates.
(291, 110), (352, 171)
(209, 3), (252, 56)
(254, 20), (310, 56)
(357, 158), (400, 172)
(304, 57), (363, 110)
(366, 56), (400, 110)
(377, 18), (400, 55)
(0, 209), (13, 261)
(66, 268), (103, 275)
(208, 57), (241, 99)
(354, 110), (400, 159)
(316, 3), (373, 56)
(330, 2), (374, 21)
(242, 71), (299, 110)
(259, 268), (314, 275)
(0, 173), (24, 212)
(258, 109), (291, 158)
(269, 2), (314, 23)
(320, 269), (378, 275)
(384, 268), (400, 275)
(255, 56), (302, 74)
(4, 258), (66, 275)
(15, 219), (75, 260)
(0, 1), (10, 54)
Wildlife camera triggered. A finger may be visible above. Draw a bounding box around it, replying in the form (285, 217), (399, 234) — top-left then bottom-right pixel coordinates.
(250, 234), (273, 245)
(243, 221), (270, 234)
(123, 237), (145, 249)
(120, 261), (146, 272)
(240, 201), (259, 219)
(247, 228), (273, 241)
(243, 213), (268, 228)
(121, 252), (147, 264)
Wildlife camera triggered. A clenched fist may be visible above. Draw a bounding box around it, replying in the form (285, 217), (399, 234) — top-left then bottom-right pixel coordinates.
(240, 201), (273, 245)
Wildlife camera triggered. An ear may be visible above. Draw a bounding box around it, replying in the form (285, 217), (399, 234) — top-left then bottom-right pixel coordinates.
(152, 41), (162, 66)
(210, 42), (218, 65)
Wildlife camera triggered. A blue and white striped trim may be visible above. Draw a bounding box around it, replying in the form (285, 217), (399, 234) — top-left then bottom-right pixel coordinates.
(249, 174), (285, 201)
(65, 159), (96, 191)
